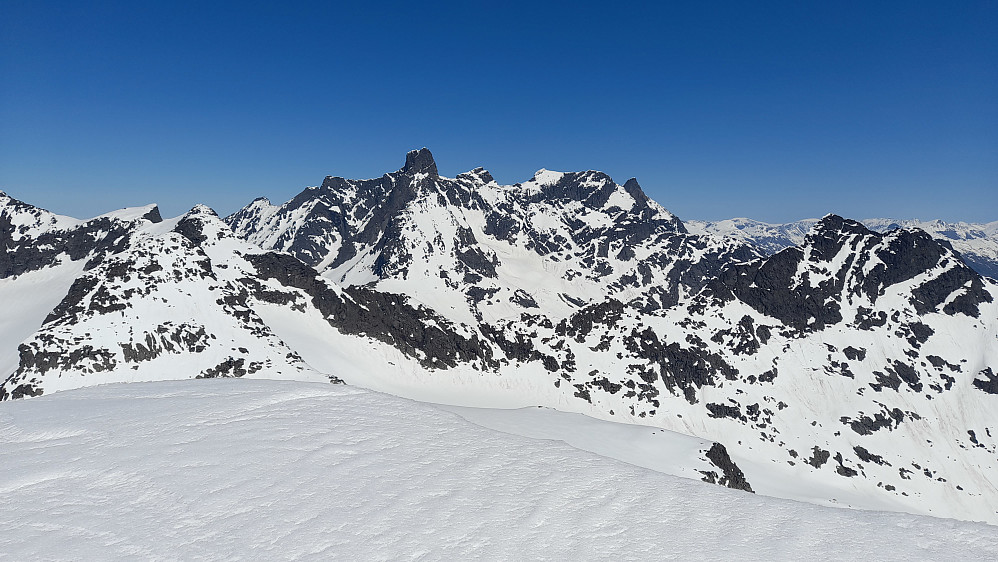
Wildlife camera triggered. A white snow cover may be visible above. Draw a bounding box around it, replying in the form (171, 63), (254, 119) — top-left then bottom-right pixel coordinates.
(2, 378), (996, 561)
(0, 260), (85, 376)
(0, 191), (82, 241)
(91, 203), (160, 222)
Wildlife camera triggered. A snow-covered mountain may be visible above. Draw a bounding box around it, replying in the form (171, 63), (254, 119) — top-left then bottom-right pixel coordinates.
(687, 217), (998, 279)
(225, 148), (760, 322)
(0, 193), (490, 398)
(2, 150), (997, 525)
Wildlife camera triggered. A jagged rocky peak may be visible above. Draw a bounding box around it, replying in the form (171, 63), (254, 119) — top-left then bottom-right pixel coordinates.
(456, 166), (495, 185)
(799, 214), (876, 262)
(700, 210), (995, 334)
(250, 196), (272, 205)
(516, 168), (683, 228)
(402, 147), (438, 177)
(173, 205), (234, 247)
(186, 204), (220, 217)
(0, 198), (170, 279)
(798, 213), (967, 281)
(688, 215), (998, 280)
(808, 214), (870, 239)
(222, 148), (747, 318)
(1, 191), (80, 240)
(622, 177), (649, 204)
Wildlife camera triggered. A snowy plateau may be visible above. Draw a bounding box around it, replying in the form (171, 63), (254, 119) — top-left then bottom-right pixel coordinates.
(2, 148), (997, 559)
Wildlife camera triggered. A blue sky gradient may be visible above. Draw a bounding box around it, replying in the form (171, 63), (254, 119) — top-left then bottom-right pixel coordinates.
(1, 1), (995, 222)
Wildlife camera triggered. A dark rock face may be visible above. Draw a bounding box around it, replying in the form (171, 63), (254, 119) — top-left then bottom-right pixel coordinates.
(1, 382), (44, 400)
(120, 324), (211, 364)
(701, 443), (754, 492)
(402, 148), (438, 177)
(854, 446), (888, 466)
(845, 408), (906, 435)
(224, 150), (762, 318)
(529, 171), (622, 214)
(174, 214), (210, 245)
(706, 402), (743, 420)
(807, 447), (831, 468)
(843, 346), (867, 361)
(245, 252), (494, 370)
(198, 357), (248, 379)
(975, 368), (998, 395)
(142, 206), (163, 223)
(0, 216), (135, 278)
(700, 244), (843, 333)
(624, 327), (737, 405)
(833, 452), (858, 477)
(698, 215), (993, 332)
(0, 194), (164, 279)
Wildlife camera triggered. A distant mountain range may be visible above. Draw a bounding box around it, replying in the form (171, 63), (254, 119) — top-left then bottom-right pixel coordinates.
(687, 217), (998, 279)
(2, 149), (996, 524)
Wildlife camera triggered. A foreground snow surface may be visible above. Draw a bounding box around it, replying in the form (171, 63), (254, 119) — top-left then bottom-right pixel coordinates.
(2, 380), (996, 561)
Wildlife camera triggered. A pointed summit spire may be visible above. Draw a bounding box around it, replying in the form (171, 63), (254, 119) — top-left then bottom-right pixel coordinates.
(402, 148), (438, 177)
(622, 178), (649, 204)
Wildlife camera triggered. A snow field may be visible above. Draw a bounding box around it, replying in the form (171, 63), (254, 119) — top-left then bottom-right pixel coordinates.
(1, 379), (997, 561)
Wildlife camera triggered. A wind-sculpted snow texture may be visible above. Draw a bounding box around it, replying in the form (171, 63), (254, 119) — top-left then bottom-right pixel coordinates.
(2, 151), (998, 525)
(4, 380), (997, 561)
(688, 217), (998, 279)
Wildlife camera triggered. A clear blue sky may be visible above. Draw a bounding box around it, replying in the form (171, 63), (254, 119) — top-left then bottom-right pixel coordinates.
(1, 1), (995, 223)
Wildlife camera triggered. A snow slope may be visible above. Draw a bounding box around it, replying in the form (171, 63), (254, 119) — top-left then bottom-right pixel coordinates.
(2, 379), (996, 561)
(0, 260), (85, 377)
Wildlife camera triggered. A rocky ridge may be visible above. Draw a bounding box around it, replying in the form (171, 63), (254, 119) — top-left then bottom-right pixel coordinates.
(687, 216), (998, 279)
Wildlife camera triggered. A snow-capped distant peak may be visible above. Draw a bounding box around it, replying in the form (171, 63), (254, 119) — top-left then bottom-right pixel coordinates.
(530, 168), (565, 186)
(186, 204), (219, 217)
(688, 215), (998, 278)
(0, 191), (83, 238)
(455, 167), (496, 186)
(90, 204), (163, 224)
